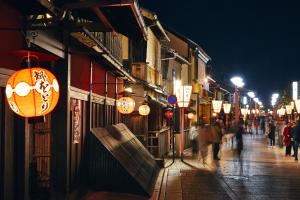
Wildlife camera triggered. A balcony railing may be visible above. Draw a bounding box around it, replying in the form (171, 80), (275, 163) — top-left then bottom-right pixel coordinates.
(131, 63), (163, 86)
(92, 32), (123, 63)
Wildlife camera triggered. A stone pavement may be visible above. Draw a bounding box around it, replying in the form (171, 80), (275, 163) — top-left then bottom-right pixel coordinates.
(83, 134), (300, 200)
(160, 134), (300, 200)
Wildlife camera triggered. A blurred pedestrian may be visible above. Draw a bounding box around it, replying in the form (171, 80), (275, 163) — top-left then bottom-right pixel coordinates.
(268, 121), (276, 148)
(260, 117), (266, 135)
(283, 122), (292, 156)
(189, 121), (199, 157)
(290, 122), (297, 156)
(212, 119), (224, 160)
(236, 120), (244, 157)
(293, 120), (300, 161)
(254, 117), (259, 134)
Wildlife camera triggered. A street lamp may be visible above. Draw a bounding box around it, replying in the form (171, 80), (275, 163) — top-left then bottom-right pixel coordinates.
(174, 83), (192, 160)
(247, 91), (255, 119)
(212, 100), (223, 113)
(223, 103), (231, 128)
(230, 76), (244, 123)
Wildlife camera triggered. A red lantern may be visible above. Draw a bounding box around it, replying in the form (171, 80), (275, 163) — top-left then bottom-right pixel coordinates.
(164, 110), (173, 119)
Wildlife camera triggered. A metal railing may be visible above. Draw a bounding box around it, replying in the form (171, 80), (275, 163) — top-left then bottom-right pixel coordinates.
(147, 127), (170, 158)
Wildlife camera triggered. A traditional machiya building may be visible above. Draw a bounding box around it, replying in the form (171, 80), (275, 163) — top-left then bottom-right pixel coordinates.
(120, 8), (171, 158)
(0, 1), (162, 199)
(161, 26), (210, 151)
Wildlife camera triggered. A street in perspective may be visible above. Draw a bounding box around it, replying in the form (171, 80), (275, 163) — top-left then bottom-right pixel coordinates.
(1, 0), (300, 200)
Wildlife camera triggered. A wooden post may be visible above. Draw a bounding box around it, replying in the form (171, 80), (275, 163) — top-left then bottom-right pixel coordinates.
(51, 28), (71, 198)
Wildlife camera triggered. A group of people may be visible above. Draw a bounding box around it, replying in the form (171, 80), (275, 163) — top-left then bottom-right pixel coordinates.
(189, 119), (244, 163)
(283, 120), (300, 161)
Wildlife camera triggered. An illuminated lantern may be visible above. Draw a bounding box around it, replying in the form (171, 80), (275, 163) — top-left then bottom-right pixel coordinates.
(164, 110), (173, 119)
(187, 112), (195, 120)
(223, 103), (231, 114)
(6, 67), (59, 117)
(138, 104), (150, 116)
(212, 100), (222, 113)
(116, 97), (135, 114)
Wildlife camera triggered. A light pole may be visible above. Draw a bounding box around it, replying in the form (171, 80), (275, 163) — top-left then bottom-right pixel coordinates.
(230, 77), (245, 124)
(223, 103), (231, 129)
(247, 91), (255, 120)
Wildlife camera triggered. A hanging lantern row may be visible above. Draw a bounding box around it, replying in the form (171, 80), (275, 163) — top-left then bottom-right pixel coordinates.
(6, 67), (59, 117)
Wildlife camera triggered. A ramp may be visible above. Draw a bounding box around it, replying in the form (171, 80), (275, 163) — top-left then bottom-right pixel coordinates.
(88, 123), (160, 196)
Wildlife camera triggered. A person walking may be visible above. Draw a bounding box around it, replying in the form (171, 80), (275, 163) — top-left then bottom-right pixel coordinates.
(189, 122), (199, 157)
(260, 117), (266, 135)
(236, 120), (244, 157)
(254, 117), (259, 135)
(268, 121), (276, 148)
(293, 120), (300, 161)
(212, 120), (224, 160)
(290, 122), (297, 156)
(283, 122), (292, 156)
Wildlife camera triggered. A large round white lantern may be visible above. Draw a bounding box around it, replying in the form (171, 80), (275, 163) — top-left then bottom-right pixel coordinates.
(138, 104), (150, 116)
(117, 97), (135, 114)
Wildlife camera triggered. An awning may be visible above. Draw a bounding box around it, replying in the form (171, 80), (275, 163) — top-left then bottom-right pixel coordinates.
(61, 0), (147, 41)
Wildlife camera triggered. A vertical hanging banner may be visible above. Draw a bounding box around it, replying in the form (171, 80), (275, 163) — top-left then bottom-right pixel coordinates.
(73, 100), (81, 144)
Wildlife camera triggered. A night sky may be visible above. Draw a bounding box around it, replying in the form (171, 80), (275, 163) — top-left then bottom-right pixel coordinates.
(141, 0), (300, 107)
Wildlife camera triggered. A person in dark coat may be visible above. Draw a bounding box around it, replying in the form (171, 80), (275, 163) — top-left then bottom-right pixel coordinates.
(212, 120), (223, 160)
(268, 121), (276, 147)
(283, 122), (292, 156)
(293, 120), (300, 161)
(236, 122), (244, 157)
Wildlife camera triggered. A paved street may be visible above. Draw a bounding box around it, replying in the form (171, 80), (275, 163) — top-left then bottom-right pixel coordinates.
(160, 134), (300, 200)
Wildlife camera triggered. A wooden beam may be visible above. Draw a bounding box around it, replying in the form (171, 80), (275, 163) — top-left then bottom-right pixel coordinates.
(91, 7), (115, 33)
(62, 0), (132, 10)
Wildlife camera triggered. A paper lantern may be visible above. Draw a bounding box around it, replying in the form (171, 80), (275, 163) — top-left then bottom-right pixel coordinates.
(164, 110), (173, 119)
(223, 103), (231, 114)
(139, 104), (150, 116)
(212, 100), (222, 113)
(6, 67), (59, 117)
(187, 112), (195, 120)
(286, 105), (292, 115)
(174, 85), (192, 108)
(117, 97), (135, 114)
